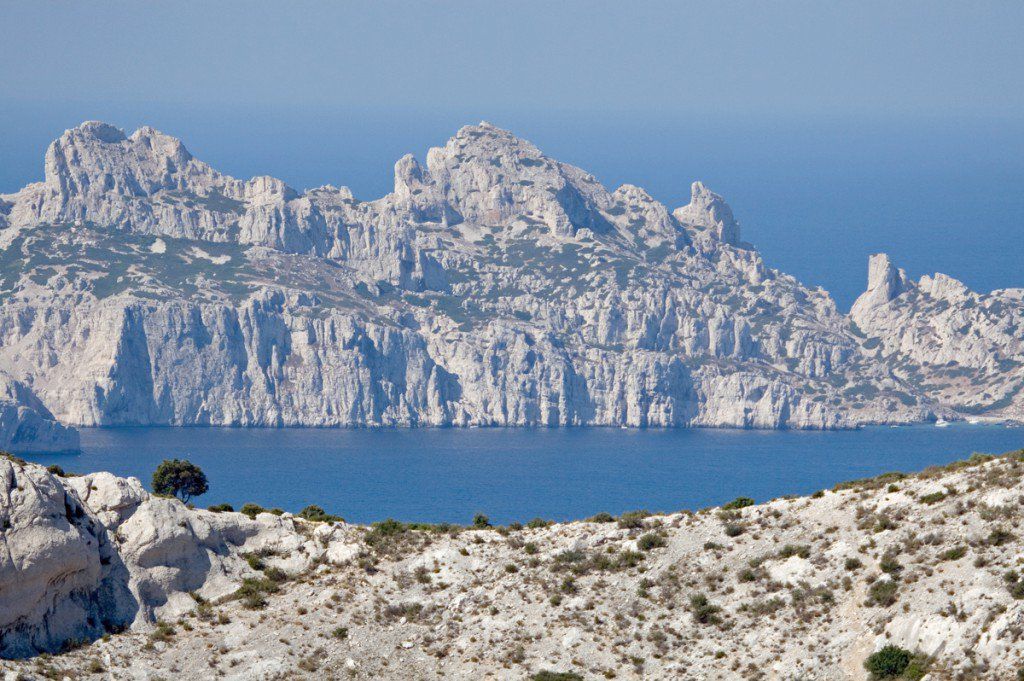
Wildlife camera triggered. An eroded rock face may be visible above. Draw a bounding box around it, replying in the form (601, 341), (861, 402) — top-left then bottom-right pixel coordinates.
(0, 373), (79, 453)
(0, 459), (359, 658)
(0, 458), (132, 657)
(851, 253), (1024, 422)
(0, 121), (1014, 429)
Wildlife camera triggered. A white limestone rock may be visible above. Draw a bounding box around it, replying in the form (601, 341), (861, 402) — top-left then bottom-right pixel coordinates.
(0, 373), (78, 453)
(0, 121), (1011, 430)
(0, 459), (338, 657)
(851, 254), (1024, 422)
(0, 458), (133, 657)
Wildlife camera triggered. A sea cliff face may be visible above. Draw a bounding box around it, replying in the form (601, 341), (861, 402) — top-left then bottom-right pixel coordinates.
(0, 121), (1018, 433)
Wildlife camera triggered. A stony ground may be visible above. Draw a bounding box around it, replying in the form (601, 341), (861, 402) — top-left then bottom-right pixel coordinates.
(4, 452), (1024, 681)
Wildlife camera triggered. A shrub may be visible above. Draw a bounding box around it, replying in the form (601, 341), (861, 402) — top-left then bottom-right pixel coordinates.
(149, 621), (175, 643)
(46, 464), (67, 477)
(722, 496), (755, 510)
(918, 491), (946, 505)
(151, 459), (208, 504)
(688, 593), (722, 625)
(331, 626), (348, 640)
(297, 505), (343, 523)
(234, 577), (280, 609)
(864, 645), (911, 678)
(937, 545), (967, 562)
(737, 568), (759, 583)
(616, 550), (645, 569)
(880, 553), (903, 576)
(207, 503), (234, 513)
(778, 544), (810, 559)
(617, 510), (649, 529)
(866, 579), (898, 607)
(724, 523), (745, 537)
(240, 503), (267, 518)
(526, 517), (550, 529)
(637, 533), (667, 551)
(1005, 570), (1024, 599)
(524, 542), (539, 555)
(844, 557), (863, 571)
(988, 527), (1015, 546)
(473, 513), (491, 528)
(587, 512), (614, 523)
(531, 672), (583, 681)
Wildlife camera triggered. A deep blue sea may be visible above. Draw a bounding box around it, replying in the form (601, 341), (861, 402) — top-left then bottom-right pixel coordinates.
(21, 424), (1024, 525)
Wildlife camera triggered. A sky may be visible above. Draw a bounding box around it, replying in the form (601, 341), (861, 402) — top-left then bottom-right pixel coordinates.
(2, 1), (1023, 308)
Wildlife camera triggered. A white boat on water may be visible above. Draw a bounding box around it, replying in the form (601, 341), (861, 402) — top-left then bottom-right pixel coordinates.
(935, 418), (950, 428)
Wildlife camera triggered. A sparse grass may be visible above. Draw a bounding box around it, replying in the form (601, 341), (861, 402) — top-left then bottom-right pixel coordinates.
(531, 672), (584, 681)
(937, 545), (967, 562)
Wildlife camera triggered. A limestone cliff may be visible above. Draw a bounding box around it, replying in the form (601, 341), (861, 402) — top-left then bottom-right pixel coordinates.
(851, 253), (1024, 422)
(0, 121), (1014, 428)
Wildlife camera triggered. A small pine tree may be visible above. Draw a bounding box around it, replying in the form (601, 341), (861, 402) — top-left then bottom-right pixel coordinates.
(152, 459), (208, 504)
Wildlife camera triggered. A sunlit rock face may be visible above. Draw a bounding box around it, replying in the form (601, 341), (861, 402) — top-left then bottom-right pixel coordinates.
(0, 373), (78, 453)
(0, 458), (340, 658)
(851, 254), (1024, 423)
(0, 120), (1016, 429)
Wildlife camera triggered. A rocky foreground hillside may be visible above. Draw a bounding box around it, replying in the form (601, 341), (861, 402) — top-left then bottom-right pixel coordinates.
(2, 451), (1024, 679)
(0, 120), (1019, 441)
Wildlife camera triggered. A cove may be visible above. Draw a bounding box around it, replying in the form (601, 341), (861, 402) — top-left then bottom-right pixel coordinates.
(23, 423), (1024, 526)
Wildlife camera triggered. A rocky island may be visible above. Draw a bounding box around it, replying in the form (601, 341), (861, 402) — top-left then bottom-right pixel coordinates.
(0, 121), (1021, 453)
(1, 450), (1023, 678)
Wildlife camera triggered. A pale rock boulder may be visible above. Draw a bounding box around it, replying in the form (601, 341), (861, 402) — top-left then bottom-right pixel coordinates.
(0, 460), (357, 657)
(0, 458), (134, 657)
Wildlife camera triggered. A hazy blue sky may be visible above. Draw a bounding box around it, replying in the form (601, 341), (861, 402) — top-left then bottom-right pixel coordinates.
(5, 1), (1024, 117)
(2, 1), (1022, 308)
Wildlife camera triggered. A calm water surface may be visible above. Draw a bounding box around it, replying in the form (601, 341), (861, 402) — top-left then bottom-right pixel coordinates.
(23, 424), (1024, 525)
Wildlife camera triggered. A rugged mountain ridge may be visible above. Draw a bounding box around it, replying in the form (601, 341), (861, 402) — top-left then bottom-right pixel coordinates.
(851, 253), (1024, 422)
(0, 121), (1018, 433)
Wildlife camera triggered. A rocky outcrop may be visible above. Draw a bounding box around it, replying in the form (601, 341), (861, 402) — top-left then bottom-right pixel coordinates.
(0, 373), (79, 453)
(0, 122), (907, 429)
(851, 254), (1024, 422)
(0, 457), (132, 657)
(673, 180), (741, 245)
(0, 121), (1014, 429)
(0, 457), (359, 658)
(3, 452), (1023, 678)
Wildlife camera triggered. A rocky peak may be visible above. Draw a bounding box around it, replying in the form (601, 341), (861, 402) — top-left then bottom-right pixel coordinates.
(919, 272), (971, 303)
(44, 121), (219, 199)
(850, 253), (911, 319)
(423, 122), (614, 237)
(672, 181), (740, 245)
